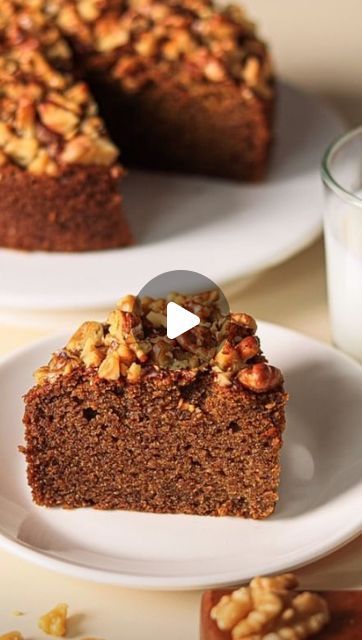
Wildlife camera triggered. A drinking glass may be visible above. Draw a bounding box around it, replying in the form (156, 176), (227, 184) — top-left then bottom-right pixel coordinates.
(321, 126), (362, 362)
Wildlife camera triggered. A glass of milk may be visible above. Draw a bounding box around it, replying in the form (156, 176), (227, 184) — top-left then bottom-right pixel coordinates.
(321, 126), (362, 362)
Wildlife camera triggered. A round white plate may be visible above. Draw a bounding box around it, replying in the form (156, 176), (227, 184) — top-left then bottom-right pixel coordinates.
(0, 322), (361, 589)
(0, 84), (343, 311)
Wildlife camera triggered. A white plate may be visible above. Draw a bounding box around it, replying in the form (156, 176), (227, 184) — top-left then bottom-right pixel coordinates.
(0, 84), (343, 311)
(0, 322), (361, 590)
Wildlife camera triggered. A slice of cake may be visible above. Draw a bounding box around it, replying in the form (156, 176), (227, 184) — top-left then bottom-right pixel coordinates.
(0, 3), (131, 252)
(22, 291), (287, 519)
(57, 0), (275, 181)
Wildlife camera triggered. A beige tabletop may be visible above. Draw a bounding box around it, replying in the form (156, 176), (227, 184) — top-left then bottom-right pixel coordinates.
(0, 0), (361, 637)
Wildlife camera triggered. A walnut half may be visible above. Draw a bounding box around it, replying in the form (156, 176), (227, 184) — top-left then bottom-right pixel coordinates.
(211, 574), (330, 640)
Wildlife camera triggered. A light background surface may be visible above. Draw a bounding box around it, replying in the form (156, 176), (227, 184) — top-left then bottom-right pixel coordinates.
(0, 1), (361, 638)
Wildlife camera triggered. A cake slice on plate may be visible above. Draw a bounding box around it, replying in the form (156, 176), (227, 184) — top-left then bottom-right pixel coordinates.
(22, 291), (287, 518)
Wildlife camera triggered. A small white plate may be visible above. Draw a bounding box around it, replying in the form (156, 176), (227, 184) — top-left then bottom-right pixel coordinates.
(0, 322), (361, 590)
(0, 84), (343, 311)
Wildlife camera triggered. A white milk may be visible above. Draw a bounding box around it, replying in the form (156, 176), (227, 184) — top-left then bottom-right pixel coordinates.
(324, 197), (362, 361)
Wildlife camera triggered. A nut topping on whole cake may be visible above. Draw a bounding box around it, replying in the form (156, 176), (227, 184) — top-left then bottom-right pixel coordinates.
(0, 45), (119, 175)
(67, 0), (273, 95)
(35, 291), (283, 393)
(3, 0), (273, 95)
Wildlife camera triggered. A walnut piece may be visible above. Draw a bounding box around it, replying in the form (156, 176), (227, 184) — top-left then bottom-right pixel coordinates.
(94, 17), (129, 52)
(98, 350), (121, 380)
(38, 102), (79, 137)
(38, 602), (68, 637)
(231, 312), (257, 333)
(211, 574), (330, 640)
(264, 592), (330, 640)
(238, 363), (283, 393)
(60, 134), (118, 165)
(211, 587), (253, 630)
(237, 335), (260, 361)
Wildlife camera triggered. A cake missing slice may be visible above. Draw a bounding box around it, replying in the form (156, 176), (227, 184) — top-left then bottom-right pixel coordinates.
(0, 0), (274, 252)
(22, 291), (287, 519)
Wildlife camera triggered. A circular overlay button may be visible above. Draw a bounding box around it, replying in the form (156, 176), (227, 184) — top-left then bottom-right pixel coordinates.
(136, 270), (230, 371)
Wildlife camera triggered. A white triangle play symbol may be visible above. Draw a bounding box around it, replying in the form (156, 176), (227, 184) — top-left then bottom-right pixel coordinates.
(166, 301), (200, 340)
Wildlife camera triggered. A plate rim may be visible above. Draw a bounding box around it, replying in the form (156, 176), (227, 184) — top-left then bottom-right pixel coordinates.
(0, 322), (361, 589)
(0, 522), (360, 591)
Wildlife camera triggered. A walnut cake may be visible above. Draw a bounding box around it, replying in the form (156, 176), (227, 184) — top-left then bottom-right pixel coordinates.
(1, 0), (274, 251)
(22, 291), (287, 519)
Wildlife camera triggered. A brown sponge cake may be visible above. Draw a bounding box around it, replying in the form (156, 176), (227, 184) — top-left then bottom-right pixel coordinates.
(22, 292), (287, 519)
(0, 163), (130, 252)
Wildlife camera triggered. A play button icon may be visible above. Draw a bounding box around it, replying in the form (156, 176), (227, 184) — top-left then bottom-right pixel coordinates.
(166, 301), (200, 340)
(136, 270), (230, 370)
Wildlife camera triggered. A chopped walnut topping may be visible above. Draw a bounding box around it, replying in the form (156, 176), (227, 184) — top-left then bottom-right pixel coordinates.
(0, 4), (119, 174)
(38, 602), (68, 637)
(2, 0), (273, 97)
(34, 291), (283, 393)
(211, 574), (330, 640)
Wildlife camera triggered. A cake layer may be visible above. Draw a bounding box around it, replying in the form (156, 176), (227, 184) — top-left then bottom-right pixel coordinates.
(91, 74), (273, 181)
(23, 367), (285, 517)
(0, 164), (131, 252)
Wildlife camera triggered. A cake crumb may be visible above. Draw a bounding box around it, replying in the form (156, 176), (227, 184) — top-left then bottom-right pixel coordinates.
(11, 612), (24, 617)
(38, 603), (68, 637)
(0, 633), (24, 640)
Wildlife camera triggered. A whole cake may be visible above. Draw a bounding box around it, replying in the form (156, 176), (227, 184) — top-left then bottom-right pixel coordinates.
(22, 291), (287, 519)
(1, 0), (275, 252)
